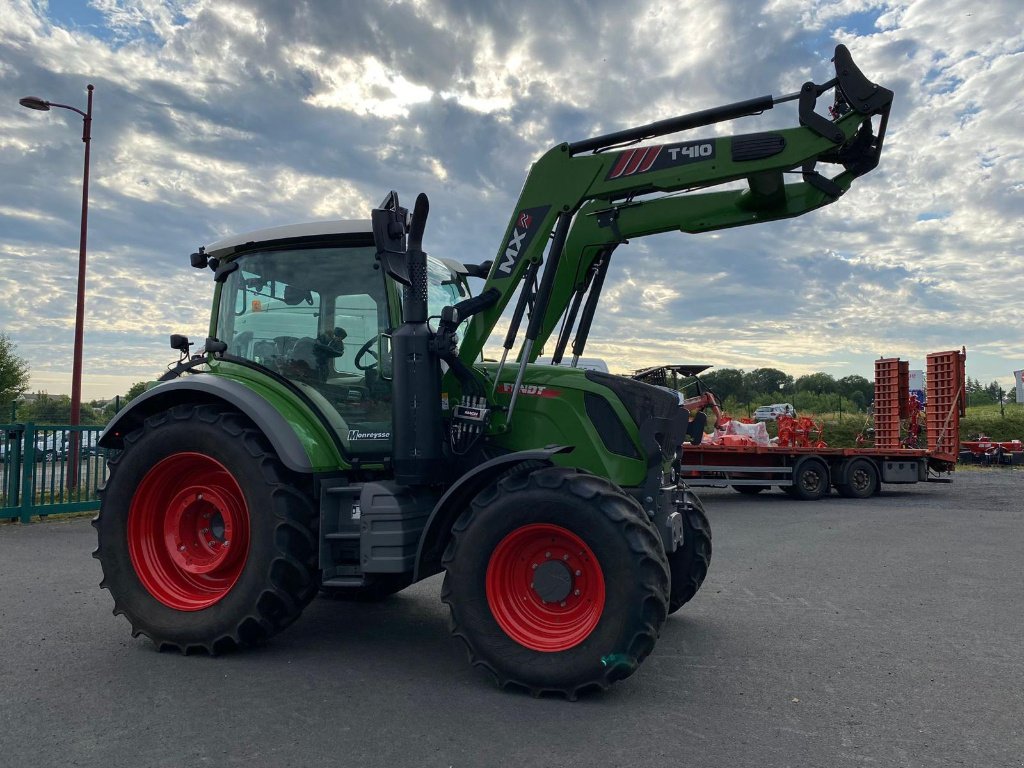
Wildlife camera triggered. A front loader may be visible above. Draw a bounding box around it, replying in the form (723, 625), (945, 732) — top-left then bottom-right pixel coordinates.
(94, 46), (892, 696)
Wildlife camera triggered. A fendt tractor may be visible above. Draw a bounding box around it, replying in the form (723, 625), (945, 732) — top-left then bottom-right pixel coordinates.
(95, 46), (893, 696)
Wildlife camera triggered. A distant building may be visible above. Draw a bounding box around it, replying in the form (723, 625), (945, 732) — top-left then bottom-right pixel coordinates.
(909, 369), (925, 405)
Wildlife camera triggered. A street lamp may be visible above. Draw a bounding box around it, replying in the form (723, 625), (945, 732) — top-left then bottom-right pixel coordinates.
(19, 84), (94, 488)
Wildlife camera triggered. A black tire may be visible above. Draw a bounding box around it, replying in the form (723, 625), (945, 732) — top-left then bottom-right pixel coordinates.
(732, 484), (769, 495)
(93, 405), (318, 653)
(836, 458), (879, 499)
(667, 491), (712, 615)
(441, 467), (670, 698)
(791, 458), (830, 501)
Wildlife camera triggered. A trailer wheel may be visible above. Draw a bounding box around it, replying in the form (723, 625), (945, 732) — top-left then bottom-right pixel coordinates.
(732, 484), (769, 495)
(441, 467), (670, 698)
(791, 458), (830, 501)
(667, 494), (712, 615)
(836, 458), (878, 499)
(93, 405), (318, 653)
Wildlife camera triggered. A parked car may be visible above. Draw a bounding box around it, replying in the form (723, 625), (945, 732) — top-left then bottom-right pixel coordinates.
(34, 432), (67, 462)
(753, 403), (796, 421)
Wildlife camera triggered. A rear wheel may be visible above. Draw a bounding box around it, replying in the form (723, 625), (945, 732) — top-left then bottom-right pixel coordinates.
(93, 405), (318, 653)
(441, 467), (670, 698)
(791, 458), (830, 501)
(836, 458), (878, 499)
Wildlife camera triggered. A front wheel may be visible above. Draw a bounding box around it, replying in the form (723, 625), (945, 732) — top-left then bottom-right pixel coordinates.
(791, 458), (830, 501)
(93, 405), (318, 653)
(441, 467), (670, 698)
(666, 491), (712, 614)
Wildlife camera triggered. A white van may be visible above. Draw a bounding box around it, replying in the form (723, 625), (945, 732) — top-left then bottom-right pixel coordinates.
(753, 403), (796, 421)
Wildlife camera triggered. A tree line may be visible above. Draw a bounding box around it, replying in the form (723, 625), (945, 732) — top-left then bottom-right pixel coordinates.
(689, 367), (874, 416)
(691, 366), (1013, 417)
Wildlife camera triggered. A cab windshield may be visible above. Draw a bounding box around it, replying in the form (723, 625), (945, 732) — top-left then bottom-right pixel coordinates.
(214, 244), (464, 457)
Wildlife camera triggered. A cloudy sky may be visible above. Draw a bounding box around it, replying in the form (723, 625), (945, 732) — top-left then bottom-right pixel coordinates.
(1, 0), (1021, 401)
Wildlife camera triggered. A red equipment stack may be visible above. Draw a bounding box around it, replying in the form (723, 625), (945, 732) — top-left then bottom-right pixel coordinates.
(926, 348), (967, 462)
(873, 358), (907, 450)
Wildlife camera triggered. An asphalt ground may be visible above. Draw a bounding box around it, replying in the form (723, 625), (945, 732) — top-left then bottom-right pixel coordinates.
(1, 467), (1021, 768)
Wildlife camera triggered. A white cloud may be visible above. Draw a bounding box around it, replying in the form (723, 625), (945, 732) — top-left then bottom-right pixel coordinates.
(0, 0), (1022, 402)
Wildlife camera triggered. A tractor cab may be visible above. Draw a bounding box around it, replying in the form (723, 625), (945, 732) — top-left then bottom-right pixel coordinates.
(205, 220), (467, 458)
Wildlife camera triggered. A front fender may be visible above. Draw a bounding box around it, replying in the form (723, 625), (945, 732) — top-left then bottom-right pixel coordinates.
(413, 446), (572, 581)
(100, 376), (318, 473)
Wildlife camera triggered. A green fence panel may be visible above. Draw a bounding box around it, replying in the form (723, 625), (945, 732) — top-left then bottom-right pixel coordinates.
(1, 423), (109, 523)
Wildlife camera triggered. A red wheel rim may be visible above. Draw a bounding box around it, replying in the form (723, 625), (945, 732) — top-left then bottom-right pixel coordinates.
(485, 523), (605, 652)
(127, 452), (250, 611)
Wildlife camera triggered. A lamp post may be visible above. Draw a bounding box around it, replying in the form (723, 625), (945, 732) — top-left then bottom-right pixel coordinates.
(20, 84), (94, 489)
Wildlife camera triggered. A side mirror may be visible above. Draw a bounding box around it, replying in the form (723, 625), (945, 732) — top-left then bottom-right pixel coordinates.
(169, 334), (191, 353)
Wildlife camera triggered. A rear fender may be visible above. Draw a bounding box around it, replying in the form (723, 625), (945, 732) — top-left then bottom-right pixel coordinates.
(99, 377), (315, 473)
(413, 446), (571, 581)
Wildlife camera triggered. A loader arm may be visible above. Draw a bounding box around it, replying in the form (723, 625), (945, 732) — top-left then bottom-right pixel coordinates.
(533, 156), (869, 358)
(457, 45), (892, 375)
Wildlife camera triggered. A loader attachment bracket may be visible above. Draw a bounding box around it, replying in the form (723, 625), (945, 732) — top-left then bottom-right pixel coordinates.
(799, 79), (846, 144)
(802, 161), (845, 199)
(834, 44), (894, 114)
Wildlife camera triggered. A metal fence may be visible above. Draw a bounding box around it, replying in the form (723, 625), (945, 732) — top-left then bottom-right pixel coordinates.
(1, 423), (111, 523)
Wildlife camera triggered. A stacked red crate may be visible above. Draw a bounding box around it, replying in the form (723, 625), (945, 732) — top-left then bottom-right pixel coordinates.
(926, 349), (967, 460)
(874, 357), (903, 449)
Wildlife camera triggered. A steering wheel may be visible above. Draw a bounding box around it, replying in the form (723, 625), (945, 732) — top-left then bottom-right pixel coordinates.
(354, 336), (379, 371)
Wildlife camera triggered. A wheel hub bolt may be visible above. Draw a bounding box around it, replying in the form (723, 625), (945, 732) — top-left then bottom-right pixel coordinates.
(545, 551), (551, 558)
(178, 545), (186, 552)
(197, 494), (203, 501)
(575, 570), (581, 576)
(574, 589), (580, 596)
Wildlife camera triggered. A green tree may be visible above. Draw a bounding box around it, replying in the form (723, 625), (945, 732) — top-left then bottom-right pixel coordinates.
(17, 393), (104, 425)
(124, 381), (149, 405)
(795, 372), (838, 394)
(0, 332), (31, 407)
(966, 377), (995, 406)
(744, 368), (792, 397)
(699, 368), (745, 402)
(837, 374), (873, 403)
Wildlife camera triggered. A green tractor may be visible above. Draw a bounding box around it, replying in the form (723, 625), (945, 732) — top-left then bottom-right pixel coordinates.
(95, 46), (892, 696)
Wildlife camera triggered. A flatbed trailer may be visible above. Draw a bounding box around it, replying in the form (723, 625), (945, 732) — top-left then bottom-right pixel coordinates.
(676, 443), (949, 500)
(675, 349), (967, 501)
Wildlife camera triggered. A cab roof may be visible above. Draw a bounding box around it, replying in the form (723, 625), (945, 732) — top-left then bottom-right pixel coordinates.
(205, 219), (372, 260)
